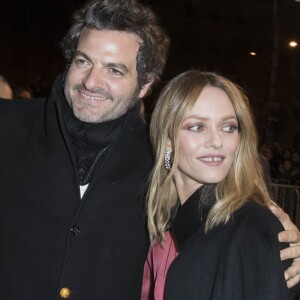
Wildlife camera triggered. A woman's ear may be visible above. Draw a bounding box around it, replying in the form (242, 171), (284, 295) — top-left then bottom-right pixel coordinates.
(166, 138), (172, 152)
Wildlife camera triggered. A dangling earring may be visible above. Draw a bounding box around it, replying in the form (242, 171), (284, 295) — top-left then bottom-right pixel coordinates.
(164, 150), (171, 170)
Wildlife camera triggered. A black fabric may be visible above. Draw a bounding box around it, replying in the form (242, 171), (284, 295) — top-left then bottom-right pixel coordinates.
(59, 82), (129, 185)
(0, 75), (153, 300)
(165, 190), (292, 300)
(172, 185), (215, 250)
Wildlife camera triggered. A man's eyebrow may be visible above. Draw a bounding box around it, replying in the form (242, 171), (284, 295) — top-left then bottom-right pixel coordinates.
(73, 52), (130, 74)
(73, 51), (91, 61)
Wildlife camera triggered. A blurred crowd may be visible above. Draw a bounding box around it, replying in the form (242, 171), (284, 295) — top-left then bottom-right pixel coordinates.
(0, 74), (33, 100)
(261, 143), (300, 186)
(0, 73), (52, 100)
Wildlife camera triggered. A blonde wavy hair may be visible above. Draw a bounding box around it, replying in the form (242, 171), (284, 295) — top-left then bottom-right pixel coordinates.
(147, 70), (272, 243)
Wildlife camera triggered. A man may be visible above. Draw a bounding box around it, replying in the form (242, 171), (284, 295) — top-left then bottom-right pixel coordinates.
(0, 74), (13, 99)
(0, 1), (168, 299)
(0, 0), (299, 299)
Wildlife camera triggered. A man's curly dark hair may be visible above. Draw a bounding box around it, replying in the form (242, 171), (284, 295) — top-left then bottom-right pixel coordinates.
(61, 0), (170, 91)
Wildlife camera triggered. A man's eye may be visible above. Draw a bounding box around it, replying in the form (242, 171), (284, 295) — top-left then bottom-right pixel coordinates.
(74, 59), (88, 66)
(189, 125), (204, 132)
(111, 68), (123, 76)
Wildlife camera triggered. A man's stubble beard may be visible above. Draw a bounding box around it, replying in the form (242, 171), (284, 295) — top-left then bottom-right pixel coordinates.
(64, 82), (141, 124)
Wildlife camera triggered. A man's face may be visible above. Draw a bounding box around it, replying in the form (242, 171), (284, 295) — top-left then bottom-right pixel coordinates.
(64, 28), (151, 123)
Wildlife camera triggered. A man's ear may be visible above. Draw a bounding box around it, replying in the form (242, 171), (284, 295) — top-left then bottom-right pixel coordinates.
(138, 79), (154, 99)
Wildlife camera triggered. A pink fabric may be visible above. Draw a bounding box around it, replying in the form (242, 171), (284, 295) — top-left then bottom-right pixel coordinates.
(141, 231), (179, 300)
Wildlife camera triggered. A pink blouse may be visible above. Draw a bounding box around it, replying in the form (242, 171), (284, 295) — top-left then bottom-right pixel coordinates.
(141, 231), (178, 300)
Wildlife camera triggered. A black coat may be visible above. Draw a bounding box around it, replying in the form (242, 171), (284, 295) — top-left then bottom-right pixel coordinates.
(0, 77), (152, 299)
(165, 188), (291, 300)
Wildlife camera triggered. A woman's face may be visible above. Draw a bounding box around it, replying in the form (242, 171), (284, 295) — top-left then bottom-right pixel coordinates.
(172, 86), (240, 201)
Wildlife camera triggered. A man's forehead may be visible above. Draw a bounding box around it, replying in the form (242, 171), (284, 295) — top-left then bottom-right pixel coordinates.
(75, 29), (141, 66)
(78, 28), (141, 46)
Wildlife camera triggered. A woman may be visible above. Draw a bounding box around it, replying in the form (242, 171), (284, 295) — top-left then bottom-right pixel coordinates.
(143, 70), (291, 299)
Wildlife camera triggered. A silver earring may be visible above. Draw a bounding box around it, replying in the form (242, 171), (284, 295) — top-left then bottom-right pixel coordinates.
(164, 150), (171, 170)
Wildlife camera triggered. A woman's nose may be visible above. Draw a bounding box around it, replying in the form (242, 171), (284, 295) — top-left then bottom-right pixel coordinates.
(204, 129), (223, 149)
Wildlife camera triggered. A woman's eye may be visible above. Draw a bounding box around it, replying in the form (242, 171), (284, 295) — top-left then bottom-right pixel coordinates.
(189, 124), (204, 132)
(222, 125), (239, 133)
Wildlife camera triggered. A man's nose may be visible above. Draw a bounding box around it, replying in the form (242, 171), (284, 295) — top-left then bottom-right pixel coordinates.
(82, 67), (105, 91)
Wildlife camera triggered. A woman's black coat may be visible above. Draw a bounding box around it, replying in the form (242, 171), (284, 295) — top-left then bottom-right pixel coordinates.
(165, 188), (291, 299)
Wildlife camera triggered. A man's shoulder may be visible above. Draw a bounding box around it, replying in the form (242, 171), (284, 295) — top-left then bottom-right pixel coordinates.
(0, 97), (46, 108)
(0, 97), (47, 115)
(0, 97), (48, 131)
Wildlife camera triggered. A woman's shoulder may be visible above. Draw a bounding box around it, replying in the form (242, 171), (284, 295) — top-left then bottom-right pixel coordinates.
(231, 201), (285, 242)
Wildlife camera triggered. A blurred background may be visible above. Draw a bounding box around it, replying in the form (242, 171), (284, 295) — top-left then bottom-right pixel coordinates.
(1, 0), (300, 147)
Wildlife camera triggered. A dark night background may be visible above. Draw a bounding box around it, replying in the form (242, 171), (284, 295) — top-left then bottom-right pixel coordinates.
(1, 0), (300, 146)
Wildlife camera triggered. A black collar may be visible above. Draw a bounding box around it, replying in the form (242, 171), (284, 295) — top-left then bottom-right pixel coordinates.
(49, 74), (142, 185)
(172, 185), (216, 251)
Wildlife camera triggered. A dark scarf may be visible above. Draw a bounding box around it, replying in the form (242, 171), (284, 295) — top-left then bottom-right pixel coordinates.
(60, 91), (130, 185)
(172, 185), (216, 251)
